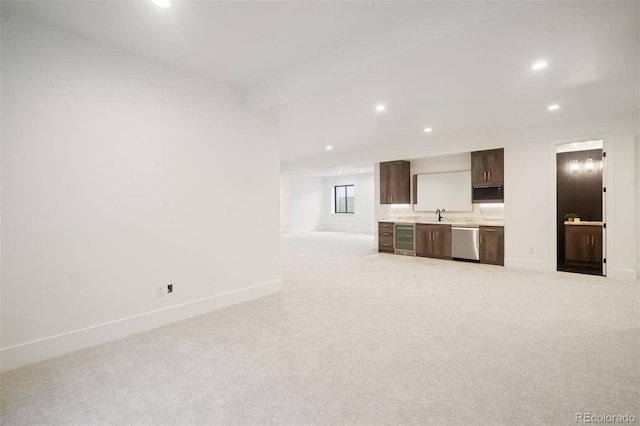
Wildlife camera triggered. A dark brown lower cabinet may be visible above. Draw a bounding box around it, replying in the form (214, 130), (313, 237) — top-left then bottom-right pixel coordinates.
(479, 226), (504, 265)
(565, 225), (602, 265)
(416, 224), (451, 259)
(378, 222), (395, 253)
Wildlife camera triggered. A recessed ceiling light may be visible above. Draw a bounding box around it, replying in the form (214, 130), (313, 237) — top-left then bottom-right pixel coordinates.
(548, 104), (560, 111)
(360, 170), (365, 173)
(326, 145), (333, 150)
(375, 104), (386, 112)
(424, 127), (433, 133)
(531, 61), (547, 70)
(152, 0), (170, 7)
(337, 172), (342, 175)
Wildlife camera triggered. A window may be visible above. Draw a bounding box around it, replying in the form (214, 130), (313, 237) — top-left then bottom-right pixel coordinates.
(334, 185), (354, 214)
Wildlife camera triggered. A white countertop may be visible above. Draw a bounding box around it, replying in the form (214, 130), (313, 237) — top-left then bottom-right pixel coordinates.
(564, 221), (603, 226)
(387, 219), (504, 227)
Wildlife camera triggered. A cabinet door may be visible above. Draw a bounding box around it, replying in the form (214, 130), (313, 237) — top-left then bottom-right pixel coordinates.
(380, 161), (410, 204)
(588, 229), (603, 263)
(471, 149), (504, 185)
(416, 224), (451, 259)
(565, 226), (602, 264)
(431, 227), (452, 259)
(484, 149), (504, 185)
(480, 226), (504, 265)
(565, 230), (588, 262)
(415, 225), (430, 257)
(471, 151), (487, 185)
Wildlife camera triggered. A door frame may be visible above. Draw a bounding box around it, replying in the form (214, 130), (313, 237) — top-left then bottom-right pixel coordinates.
(549, 133), (611, 277)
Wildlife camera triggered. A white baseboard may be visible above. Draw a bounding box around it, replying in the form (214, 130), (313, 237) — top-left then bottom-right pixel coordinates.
(0, 279), (282, 372)
(608, 268), (638, 282)
(324, 227), (374, 235)
(504, 258), (552, 271)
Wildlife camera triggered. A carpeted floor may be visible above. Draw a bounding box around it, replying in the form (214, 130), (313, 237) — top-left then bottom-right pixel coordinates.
(1, 232), (639, 425)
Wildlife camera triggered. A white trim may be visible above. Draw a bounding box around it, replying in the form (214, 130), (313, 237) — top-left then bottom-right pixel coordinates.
(0, 280), (283, 372)
(608, 269), (638, 282)
(505, 258), (552, 271)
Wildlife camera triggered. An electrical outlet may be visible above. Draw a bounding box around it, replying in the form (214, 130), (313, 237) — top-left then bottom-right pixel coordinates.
(155, 285), (164, 297)
(167, 284), (173, 293)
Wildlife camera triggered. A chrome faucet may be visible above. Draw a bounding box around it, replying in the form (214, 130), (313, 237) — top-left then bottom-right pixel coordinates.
(436, 208), (446, 222)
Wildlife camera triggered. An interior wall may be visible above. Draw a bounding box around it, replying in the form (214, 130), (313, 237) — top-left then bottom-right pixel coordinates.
(286, 174), (325, 233)
(1, 16), (282, 370)
(280, 174), (292, 233)
(324, 173), (374, 234)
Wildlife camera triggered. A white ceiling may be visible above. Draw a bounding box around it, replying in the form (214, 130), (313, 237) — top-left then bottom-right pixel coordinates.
(3, 1), (639, 175)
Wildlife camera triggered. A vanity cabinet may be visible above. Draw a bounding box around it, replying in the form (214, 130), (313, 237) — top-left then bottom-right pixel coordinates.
(416, 224), (451, 259)
(380, 160), (410, 204)
(471, 148), (504, 186)
(479, 226), (504, 265)
(565, 225), (602, 265)
(378, 222), (395, 253)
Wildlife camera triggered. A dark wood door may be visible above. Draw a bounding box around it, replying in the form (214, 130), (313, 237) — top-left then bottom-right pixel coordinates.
(556, 149), (603, 275)
(479, 226), (504, 265)
(380, 161), (410, 204)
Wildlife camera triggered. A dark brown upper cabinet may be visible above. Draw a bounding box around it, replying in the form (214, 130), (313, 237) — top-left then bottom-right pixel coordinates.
(380, 160), (410, 204)
(471, 148), (504, 186)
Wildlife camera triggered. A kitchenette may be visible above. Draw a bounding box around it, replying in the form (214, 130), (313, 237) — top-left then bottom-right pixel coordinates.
(377, 148), (505, 266)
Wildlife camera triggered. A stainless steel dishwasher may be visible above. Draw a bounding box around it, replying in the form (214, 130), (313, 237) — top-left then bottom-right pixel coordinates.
(451, 226), (480, 261)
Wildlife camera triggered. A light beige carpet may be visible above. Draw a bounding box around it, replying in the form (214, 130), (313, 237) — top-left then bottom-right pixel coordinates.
(1, 232), (638, 425)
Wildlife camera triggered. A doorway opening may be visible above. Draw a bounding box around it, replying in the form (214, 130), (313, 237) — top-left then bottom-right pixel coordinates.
(556, 140), (606, 276)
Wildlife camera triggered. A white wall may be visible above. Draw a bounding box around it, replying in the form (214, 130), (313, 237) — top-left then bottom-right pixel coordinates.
(324, 173), (374, 234)
(1, 16), (282, 371)
(280, 174), (325, 233)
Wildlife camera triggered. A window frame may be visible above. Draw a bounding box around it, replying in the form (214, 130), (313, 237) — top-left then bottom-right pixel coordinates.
(334, 184), (355, 214)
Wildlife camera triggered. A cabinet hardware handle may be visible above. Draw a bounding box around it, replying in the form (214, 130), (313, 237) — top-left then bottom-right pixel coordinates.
(591, 235), (595, 245)
(480, 235), (483, 244)
(382, 243), (389, 246)
(485, 229), (496, 232)
(488, 171), (491, 181)
(586, 235), (589, 245)
(483, 171), (486, 181)
(390, 196), (393, 203)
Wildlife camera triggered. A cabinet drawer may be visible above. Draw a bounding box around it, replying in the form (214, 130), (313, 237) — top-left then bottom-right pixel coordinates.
(379, 234), (394, 245)
(378, 222), (394, 232)
(379, 240), (394, 252)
